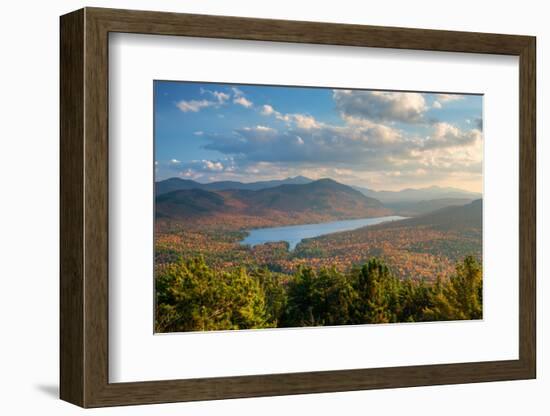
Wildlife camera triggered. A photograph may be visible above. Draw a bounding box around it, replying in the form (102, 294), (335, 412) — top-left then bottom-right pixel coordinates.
(153, 81), (484, 333)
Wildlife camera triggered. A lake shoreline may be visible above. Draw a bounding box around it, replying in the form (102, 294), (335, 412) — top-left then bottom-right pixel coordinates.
(240, 215), (407, 251)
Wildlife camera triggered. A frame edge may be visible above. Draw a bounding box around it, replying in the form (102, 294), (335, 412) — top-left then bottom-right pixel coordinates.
(518, 36), (537, 379)
(60, 8), (86, 408)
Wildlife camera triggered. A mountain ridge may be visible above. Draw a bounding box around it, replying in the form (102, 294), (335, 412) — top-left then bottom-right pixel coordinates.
(353, 185), (481, 203)
(155, 175), (313, 195)
(156, 176), (481, 205)
(156, 178), (390, 224)
(371, 199), (482, 231)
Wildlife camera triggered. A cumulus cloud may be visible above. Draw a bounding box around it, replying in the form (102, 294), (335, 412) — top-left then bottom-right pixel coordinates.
(176, 88), (229, 113)
(234, 96), (253, 108)
(200, 88), (230, 104)
(160, 158), (234, 181)
(261, 104), (289, 121)
(203, 117), (413, 168)
(341, 115), (403, 144)
(424, 122), (482, 150)
(435, 93), (464, 103)
(261, 105), (275, 116)
(199, 114), (482, 185)
(260, 104), (321, 129)
(430, 93), (465, 110)
(165, 86), (482, 190)
(293, 114), (320, 129)
(230, 87), (254, 108)
(202, 160), (224, 171)
(176, 99), (212, 113)
(253, 125), (274, 131)
(176, 87), (248, 113)
(180, 169), (200, 179)
(333, 90), (428, 123)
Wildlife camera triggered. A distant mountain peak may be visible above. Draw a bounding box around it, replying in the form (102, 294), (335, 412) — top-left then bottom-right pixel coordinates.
(313, 177), (339, 184)
(156, 175), (314, 195)
(353, 183), (481, 204)
(156, 177), (388, 222)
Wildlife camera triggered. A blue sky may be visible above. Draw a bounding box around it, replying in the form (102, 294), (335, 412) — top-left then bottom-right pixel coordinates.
(155, 81), (483, 192)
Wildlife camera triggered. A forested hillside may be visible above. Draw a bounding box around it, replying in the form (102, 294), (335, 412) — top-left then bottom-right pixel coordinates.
(156, 256), (482, 332)
(156, 178), (389, 226)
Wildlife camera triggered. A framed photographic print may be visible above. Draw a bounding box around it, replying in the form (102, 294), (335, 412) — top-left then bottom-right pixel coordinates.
(60, 7), (536, 408)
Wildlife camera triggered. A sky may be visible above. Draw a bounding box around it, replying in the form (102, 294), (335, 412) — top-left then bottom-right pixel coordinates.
(154, 81), (483, 192)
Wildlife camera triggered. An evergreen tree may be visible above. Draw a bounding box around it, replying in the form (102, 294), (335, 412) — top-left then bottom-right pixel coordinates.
(423, 256), (482, 321)
(155, 257), (268, 332)
(353, 258), (400, 324)
(155, 255), (483, 331)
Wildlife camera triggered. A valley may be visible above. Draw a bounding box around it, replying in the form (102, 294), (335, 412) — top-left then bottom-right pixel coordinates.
(155, 177), (481, 282)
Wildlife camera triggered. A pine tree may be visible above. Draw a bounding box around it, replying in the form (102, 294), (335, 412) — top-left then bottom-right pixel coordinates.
(155, 257), (269, 332)
(423, 256), (482, 321)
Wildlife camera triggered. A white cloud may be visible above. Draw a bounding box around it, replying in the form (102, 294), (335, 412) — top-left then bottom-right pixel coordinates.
(341, 115), (402, 144)
(161, 158), (234, 181)
(228, 87), (254, 108)
(176, 99), (212, 113)
(200, 88), (230, 104)
(292, 114), (319, 129)
(276, 113), (291, 122)
(234, 96), (253, 108)
(180, 169), (200, 179)
(255, 125), (274, 131)
(429, 93), (465, 109)
(203, 116), (410, 167)
(261, 104), (290, 122)
(261, 104), (320, 129)
(261, 104), (275, 115)
(333, 90), (428, 123)
(202, 160), (224, 171)
(176, 89), (231, 113)
(435, 93), (464, 103)
(425, 122), (482, 150)
(167, 88), (481, 191)
(214, 91), (230, 103)
(201, 113), (482, 187)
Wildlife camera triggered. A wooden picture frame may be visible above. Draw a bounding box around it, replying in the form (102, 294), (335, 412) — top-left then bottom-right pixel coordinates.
(60, 7), (536, 408)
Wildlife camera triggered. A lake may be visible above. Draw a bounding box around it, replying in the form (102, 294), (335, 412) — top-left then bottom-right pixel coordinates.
(240, 216), (406, 250)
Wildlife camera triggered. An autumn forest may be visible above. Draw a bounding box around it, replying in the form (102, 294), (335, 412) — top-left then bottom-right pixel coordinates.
(154, 82), (483, 333)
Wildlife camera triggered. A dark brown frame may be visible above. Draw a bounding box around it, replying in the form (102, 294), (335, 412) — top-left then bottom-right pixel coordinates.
(60, 7), (536, 408)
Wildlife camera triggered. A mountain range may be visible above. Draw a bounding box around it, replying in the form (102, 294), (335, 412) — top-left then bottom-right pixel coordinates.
(156, 178), (388, 222)
(353, 185), (481, 203)
(155, 175), (312, 195)
(156, 176), (481, 205)
(383, 198), (476, 216)
(372, 199), (482, 231)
